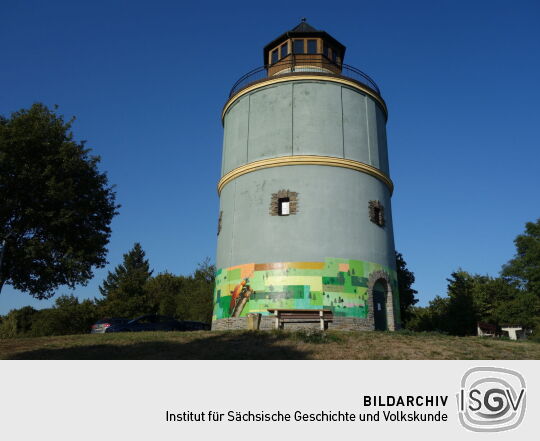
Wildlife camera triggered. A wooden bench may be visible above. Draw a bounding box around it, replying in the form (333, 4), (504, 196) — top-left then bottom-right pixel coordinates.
(267, 309), (333, 330)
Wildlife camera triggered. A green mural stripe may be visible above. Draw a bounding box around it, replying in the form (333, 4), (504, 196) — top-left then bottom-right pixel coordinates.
(212, 258), (397, 321)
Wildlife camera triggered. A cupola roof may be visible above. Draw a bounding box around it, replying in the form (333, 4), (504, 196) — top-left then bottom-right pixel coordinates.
(289, 19), (319, 33)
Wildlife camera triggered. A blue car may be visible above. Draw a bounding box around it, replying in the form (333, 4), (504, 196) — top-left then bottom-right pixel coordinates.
(102, 315), (209, 333)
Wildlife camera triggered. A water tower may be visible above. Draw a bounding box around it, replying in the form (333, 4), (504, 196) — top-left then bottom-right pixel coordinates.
(213, 20), (399, 331)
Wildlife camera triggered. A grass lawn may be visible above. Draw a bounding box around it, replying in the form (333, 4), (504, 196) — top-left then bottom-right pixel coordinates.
(1, 330), (539, 360)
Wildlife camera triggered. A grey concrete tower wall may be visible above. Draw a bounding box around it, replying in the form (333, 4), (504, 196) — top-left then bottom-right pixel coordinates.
(214, 76), (399, 332)
(217, 80), (395, 271)
(221, 81), (389, 176)
(218, 165), (395, 269)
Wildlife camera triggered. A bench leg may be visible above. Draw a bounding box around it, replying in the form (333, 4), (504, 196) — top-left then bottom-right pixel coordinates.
(320, 311), (324, 331)
(274, 311), (279, 330)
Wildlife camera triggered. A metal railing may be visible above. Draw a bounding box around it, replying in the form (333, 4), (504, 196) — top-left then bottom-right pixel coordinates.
(229, 55), (381, 97)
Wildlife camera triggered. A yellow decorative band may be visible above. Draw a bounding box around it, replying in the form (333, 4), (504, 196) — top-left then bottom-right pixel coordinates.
(217, 155), (394, 195)
(222, 75), (388, 123)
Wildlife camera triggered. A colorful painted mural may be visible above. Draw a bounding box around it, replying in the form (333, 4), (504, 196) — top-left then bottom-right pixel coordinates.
(213, 258), (398, 320)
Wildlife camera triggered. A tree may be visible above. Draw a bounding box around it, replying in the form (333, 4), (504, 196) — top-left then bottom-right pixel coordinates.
(98, 243), (153, 318)
(426, 295), (451, 332)
(405, 220), (540, 336)
(395, 251), (418, 327)
(404, 306), (432, 332)
(406, 271), (539, 335)
(0, 103), (118, 298)
(471, 276), (519, 325)
(502, 218), (540, 297)
(445, 271), (479, 336)
(145, 272), (185, 317)
(494, 292), (540, 330)
(144, 259), (215, 323)
(180, 258), (215, 323)
(407, 295), (451, 333)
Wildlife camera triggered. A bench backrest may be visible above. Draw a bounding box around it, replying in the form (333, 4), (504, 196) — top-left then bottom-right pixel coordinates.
(269, 309), (333, 319)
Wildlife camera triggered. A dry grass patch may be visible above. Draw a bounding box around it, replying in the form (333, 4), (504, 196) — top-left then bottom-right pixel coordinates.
(0, 330), (538, 360)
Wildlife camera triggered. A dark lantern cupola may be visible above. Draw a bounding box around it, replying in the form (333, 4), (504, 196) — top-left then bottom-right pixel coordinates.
(263, 19), (347, 76)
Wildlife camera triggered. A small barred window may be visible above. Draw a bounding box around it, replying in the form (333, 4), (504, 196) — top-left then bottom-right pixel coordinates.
(270, 190), (298, 216)
(369, 200), (385, 227)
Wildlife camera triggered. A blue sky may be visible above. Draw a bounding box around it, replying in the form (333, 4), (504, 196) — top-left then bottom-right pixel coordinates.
(1, 0), (539, 314)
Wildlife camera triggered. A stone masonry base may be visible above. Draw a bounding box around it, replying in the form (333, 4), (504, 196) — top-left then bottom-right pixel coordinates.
(211, 316), (374, 331)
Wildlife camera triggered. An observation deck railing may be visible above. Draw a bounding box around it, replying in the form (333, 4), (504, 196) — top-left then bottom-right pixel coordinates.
(229, 55), (381, 98)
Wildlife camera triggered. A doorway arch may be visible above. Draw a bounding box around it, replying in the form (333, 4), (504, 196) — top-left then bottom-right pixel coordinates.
(367, 270), (396, 331)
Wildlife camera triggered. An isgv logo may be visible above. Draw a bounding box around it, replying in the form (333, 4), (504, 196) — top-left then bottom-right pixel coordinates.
(457, 367), (526, 432)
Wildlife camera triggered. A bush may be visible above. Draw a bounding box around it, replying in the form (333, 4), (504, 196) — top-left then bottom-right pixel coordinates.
(0, 296), (99, 338)
(0, 306), (38, 338)
(32, 295), (99, 336)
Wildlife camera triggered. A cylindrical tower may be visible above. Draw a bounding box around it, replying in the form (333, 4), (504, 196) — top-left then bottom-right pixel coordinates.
(213, 20), (399, 331)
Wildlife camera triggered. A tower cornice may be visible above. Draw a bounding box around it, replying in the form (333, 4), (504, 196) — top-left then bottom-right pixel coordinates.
(222, 74), (388, 124)
(217, 155), (394, 195)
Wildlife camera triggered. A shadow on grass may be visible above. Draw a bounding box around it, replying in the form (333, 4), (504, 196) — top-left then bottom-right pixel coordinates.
(7, 331), (311, 360)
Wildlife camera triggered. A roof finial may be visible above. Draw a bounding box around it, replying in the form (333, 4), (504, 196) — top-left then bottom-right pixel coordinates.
(301, 17), (307, 22)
